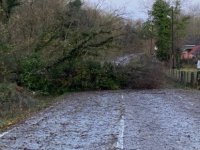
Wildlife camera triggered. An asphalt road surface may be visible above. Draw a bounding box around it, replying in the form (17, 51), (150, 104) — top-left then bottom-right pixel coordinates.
(0, 89), (200, 150)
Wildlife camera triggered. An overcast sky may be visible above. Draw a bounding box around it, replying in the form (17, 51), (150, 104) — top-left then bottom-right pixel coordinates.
(84, 0), (200, 20)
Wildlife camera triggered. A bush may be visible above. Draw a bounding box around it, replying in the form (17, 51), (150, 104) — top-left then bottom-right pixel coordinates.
(19, 54), (51, 94)
(116, 56), (164, 89)
(19, 54), (164, 95)
(19, 57), (120, 94)
(54, 60), (120, 92)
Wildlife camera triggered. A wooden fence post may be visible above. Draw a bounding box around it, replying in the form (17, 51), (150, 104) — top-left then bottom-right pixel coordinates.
(178, 70), (181, 82)
(187, 72), (189, 84)
(184, 71), (186, 84)
(181, 71), (184, 83)
(191, 72), (194, 87)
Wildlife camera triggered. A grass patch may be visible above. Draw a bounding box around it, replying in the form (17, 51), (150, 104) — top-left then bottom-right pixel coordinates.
(178, 68), (198, 72)
(0, 83), (61, 132)
(163, 75), (193, 89)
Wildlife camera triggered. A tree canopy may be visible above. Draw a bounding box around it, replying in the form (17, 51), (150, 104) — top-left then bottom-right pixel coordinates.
(152, 0), (171, 61)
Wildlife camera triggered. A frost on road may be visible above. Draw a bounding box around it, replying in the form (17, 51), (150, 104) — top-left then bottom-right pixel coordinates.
(0, 90), (200, 150)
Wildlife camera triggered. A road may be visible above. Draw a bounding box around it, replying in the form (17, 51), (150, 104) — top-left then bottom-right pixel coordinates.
(113, 53), (144, 66)
(0, 90), (200, 150)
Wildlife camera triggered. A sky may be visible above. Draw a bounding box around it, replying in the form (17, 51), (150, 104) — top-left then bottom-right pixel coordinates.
(84, 0), (200, 20)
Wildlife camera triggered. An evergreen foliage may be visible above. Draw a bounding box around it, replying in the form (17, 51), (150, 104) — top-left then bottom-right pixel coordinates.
(152, 0), (171, 61)
(151, 0), (189, 62)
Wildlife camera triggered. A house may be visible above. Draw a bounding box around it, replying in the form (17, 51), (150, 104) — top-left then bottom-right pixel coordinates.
(180, 45), (196, 60)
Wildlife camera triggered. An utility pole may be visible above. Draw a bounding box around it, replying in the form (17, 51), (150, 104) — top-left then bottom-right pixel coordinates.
(150, 18), (154, 56)
(171, 6), (175, 69)
(148, 10), (154, 56)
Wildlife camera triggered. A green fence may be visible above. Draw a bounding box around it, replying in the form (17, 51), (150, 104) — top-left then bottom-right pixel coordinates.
(168, 69), (200, 88)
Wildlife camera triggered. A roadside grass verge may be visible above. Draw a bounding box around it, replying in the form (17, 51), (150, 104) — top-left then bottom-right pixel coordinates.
(163, 75), (194, 89)
(0, 83), (61, 132)
(178, 68), (198, 72)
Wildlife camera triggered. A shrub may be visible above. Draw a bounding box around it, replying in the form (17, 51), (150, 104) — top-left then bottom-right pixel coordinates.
(19, 57), (120, 94)
(57, 60), (120, 92)
(19, 54), (51, 94)
(116, 56), (164, 89)
(19, 54), (164, 95)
